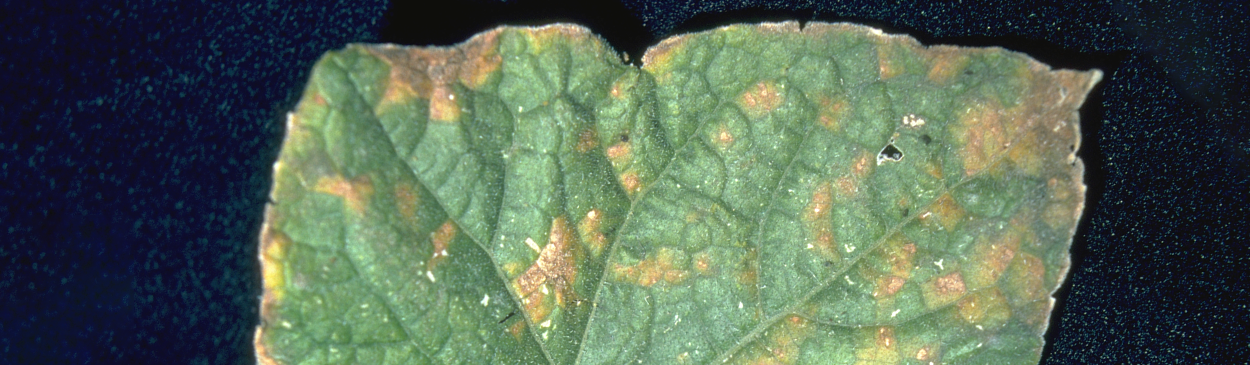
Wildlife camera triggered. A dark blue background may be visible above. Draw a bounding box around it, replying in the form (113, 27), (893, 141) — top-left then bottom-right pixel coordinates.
(2, 0), (1245, 363)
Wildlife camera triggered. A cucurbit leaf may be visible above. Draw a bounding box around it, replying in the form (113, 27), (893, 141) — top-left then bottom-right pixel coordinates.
(256, 22), (1099, 365)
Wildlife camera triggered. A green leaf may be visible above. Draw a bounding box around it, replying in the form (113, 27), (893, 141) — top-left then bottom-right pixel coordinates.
(256, 22), (1098, 365)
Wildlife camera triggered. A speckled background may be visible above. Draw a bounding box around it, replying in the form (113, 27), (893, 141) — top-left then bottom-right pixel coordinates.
(2, 0), (1245, 364)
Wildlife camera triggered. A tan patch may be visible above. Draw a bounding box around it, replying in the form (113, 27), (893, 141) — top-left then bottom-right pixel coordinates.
(922, 272), (966, 309)
(377, 76), (417, 111)
(619, 171), (642, 195)
(739, 80), (784, 118)
(715, 125), (735, 149)
(694, 251), (713, 275)
(966, 232), (1020, 289)
(876, 43), (906, 80)
(956, 101), (1009, 175)
(874, 275), (906, 298)
(956, 288), (1012, 329)
(394, 184), (419, 224)
(853, 326), (901, 365)
(926, 50), (969, 84)
(914, 344), (939, 361)
(456, 31), (502, 90)
(611, 247), (688, 287)
(835, 174), (859, 197)
(641, 35), (688, 77)
(576, 128), (599, 153)
(852, 149), (874, 177)
(577, 209), (607, 258)
(1045, 201), (1078, 230)
(922, 194), (967, 230)
(428, 86), (460, 122)
(606, 141), (631, 165)
(313, 174), (374, 215)
(514, 216), (580, 310)
(508, 320), (527, 342)
(428, 220), (456, 271)
(924, 159), (943, 179)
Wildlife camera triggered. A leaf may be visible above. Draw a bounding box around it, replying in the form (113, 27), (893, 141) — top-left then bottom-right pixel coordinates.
(255, 22), (1099, 365)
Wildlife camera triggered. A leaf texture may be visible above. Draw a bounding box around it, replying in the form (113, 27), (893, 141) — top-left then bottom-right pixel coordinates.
(256, 22), (1099, 365)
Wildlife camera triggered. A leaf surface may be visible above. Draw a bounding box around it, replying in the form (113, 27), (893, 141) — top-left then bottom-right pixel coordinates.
(256, 22), (1098, 365)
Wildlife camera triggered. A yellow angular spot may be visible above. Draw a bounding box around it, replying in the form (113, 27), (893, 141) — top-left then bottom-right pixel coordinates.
(577, 209), (607, 258)
(1006, 253), (1048, 302)
(260, 229), (292, 302)
(428, 220), (456, 271)
(429, 85), (460, 122)
(922, 271), (966, 309)
(739, 80), (784, 118)
(922, 194), (967, 230)
(965, 231), (1020, 289)
(854, 326), (901, 365)
(876, 43), (906, 80)
(957, 288), (1012, 329)
(377, 75), (417, 114)
(611, 247), (688, 287)
(1007, 128), (1045, 176)
(955, 100), (1010, 175)
(313, 174), (374, 215)
(926, 50), (969, 84)
(456, 31), (502, 90)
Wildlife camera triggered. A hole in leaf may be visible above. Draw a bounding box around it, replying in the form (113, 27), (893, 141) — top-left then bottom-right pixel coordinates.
(620, 134), (630, 143)
(877, 143), (904, 165)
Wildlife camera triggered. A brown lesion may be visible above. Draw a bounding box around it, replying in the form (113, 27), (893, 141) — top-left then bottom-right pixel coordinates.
(611, 247), (689, 287)
(925, 47), (970, 84)
(922, 271), (966, 309)
(739, 80), (784, 118)
(920, 193), (967, 230)
(427, 220), (456, 272)
(954, 100), (1009, 176)
(577, 209), (607, 258)
(313, 174), (374, 215)
(512, 216), (581, 325)
(735, 315), (813, 364)
(366, 28), (503, 123)
(965, 230), (1020, 289)
(803, 181), (841, 263)
(576, 128), (599, 153)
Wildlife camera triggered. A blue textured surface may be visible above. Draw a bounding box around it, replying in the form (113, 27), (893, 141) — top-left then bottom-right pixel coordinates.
(2, 0), (1246, 364)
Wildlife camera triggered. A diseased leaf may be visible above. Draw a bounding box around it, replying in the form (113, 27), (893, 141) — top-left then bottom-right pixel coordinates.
(255, 22), (1099, 365)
